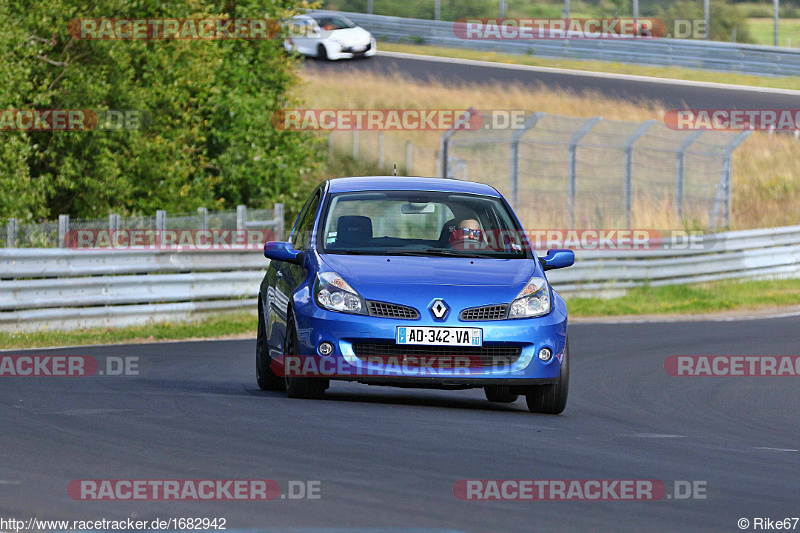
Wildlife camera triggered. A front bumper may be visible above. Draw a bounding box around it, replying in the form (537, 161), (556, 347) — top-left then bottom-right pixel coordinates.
(285, 293), (568, 384)
(328, 40), (377, 59)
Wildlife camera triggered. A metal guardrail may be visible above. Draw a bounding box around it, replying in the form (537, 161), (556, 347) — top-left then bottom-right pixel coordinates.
(0, 248), (267, 332)
(336, 11), (800, 77)
(2, 225), (800, 332)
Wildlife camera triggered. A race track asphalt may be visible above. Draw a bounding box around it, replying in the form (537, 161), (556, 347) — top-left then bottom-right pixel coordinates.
(2, 315), (799, 532)
(303, 52), (800, 110)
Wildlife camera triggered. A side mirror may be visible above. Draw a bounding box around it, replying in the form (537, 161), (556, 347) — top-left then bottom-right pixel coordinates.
(539, 249), (574, 271)
(264, 241), (305, 266)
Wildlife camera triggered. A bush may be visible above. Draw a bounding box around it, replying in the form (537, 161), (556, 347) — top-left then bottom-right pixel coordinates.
(0, 0), (320, 222)
(659, 0), (754, 43)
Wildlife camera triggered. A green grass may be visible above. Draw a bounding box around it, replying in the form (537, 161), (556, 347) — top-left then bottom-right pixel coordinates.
(748, 17), (800, 47)
(380, 42), (800, 91)
(0, 311), (257, 351)
(566, 278), (800, 317)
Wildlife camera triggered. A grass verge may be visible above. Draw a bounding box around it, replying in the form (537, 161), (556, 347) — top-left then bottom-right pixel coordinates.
(0, 312), (257, 351)
(3, 279), (800, 349)
(379, 42), (800, 91)
(566, 278), (800, 317)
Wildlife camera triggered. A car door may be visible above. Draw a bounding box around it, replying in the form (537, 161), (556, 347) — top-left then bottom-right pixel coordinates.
(268, 188), (322, 358)
(292, 17), (318, 56)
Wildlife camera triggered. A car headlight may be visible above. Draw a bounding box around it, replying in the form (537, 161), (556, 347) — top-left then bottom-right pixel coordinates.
(315, 272), (367, 315)
(508, 277), (551, 318)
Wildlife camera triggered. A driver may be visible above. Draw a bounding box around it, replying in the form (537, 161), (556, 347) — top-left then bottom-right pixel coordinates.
(449, 218), (486, 250)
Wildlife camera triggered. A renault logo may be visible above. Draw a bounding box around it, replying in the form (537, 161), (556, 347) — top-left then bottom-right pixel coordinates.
(429, 299), (449, 320)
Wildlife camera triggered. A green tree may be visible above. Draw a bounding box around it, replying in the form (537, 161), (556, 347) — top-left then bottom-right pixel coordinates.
(0, 0), (320, 221)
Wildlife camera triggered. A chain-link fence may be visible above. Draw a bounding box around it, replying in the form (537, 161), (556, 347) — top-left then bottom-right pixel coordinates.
(2, 205), (284, 248)
(330, 111), (751, 231)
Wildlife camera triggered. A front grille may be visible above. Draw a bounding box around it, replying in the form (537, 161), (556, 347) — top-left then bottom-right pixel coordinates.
(367, 301), (419, 319)
(460, 304), (509, 321)
(352, 342), (522, 367)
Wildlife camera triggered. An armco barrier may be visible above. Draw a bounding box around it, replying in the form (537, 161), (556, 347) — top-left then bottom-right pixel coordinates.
(0, 249), (266, 332)
(1, 225), (800, 331)
(334, 11), (800, 77)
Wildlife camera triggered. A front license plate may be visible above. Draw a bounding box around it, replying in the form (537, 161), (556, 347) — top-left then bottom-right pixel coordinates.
(396, 327), (482, 347)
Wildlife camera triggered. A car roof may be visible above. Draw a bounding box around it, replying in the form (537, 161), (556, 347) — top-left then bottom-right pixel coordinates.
(325, 176), (502, 197)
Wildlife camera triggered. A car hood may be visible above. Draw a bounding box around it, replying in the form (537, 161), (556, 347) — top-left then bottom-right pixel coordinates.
(320, 254), (536, 288)
(326, 27), (371, 43)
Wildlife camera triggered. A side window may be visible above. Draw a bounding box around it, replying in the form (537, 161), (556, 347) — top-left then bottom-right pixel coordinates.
(291, 191), (321, 250)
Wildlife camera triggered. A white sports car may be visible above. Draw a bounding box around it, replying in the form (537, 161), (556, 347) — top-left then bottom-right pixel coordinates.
(283, 13), (377, 60)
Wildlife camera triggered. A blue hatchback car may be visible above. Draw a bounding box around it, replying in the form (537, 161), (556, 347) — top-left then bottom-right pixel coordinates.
(257, 177), (574, 413)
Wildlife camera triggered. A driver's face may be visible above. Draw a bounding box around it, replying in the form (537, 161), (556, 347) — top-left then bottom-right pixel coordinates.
(459, 219), (481, 240)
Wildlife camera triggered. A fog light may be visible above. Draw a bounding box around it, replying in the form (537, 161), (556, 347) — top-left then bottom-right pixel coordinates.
(538, 347), (553, 362)
(319, 342), (334, 356)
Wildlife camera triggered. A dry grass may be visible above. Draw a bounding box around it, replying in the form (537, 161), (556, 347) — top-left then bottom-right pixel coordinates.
(299, 69), (800, 230)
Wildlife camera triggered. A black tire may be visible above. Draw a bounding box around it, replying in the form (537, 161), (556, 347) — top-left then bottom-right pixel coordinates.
(284, 308), (328, 399)
(317, 44), (328, 60)
(256, 296), (284, 391)
(525, 338), (569, 414)
(484, 386), (519, 403)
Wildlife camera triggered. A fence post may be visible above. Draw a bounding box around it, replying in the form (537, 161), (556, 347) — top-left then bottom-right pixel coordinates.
(434, 0), (440, 20)
(509, 112), (546, 210)
(567, 117), (602, 227)
(7, 218), (18, 248)
(379, 131), (385, 168)
(197, 207), (208, 231)
(353, 129), (359, 159)
(328, 132), (334, 161)
(439, 132), (451, 178)
(274, 203), (285, 240)
(406, 141), (412, 175)
(368, 0), (373, 14)
(622, 119), (656, 228)
(58, 214), (70, 248)
(674, 131), (703, 219)
(710, 131), (751, 230)
(237, 205), (247, 231)
(439, 107), (476, 178)
(156, 210), (166, 232)
(109, 213), (120, 231)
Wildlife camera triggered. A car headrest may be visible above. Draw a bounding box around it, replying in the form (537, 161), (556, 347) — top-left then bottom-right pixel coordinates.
(336, 215), (373, 247)
(438, 218), (456, 246)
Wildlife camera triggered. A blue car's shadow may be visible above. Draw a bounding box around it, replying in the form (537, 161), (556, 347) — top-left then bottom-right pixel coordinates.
(321, 388), (526, 413)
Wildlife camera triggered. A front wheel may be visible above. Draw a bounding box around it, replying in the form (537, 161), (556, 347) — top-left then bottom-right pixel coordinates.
(317, 44), (329, 61)
(525, 338), (569, 414)
(284, 308), (328, 399)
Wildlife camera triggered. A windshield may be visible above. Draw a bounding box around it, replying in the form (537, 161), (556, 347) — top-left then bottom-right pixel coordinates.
(310, 15), (356, 30)
(320, 191), (530, 259)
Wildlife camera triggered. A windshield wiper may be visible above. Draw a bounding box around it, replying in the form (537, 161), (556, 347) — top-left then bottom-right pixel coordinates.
(387, 248), (496, 258)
